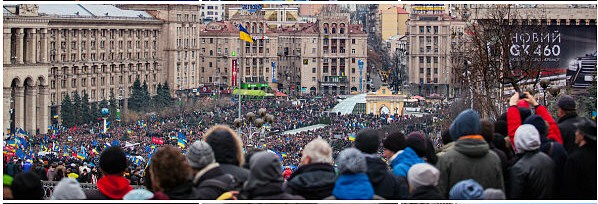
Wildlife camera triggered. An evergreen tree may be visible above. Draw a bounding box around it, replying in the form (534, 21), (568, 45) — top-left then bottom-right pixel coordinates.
(161, 80), (173, 106)
(90, 102), (99, 125)
(81, 92), (91, 124)
(60, 94), (75, 128)
(109, 91), (118, 122)
(141, 81), (151, 110)
(72, 92), (82, 126)
(153, 83), (163, 109)
(128, 78), (142, 112)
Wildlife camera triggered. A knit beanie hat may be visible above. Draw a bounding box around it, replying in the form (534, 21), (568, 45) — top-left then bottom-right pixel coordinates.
(514, 124), (541, 154)
(11, 172), (43, 200)
(524, 115), (548, 138)
(186, 141), (216, 170)
(382, 131), (405, 153)
(449, 179), (484, 200)
(336, 148), (367, 174)
(557, 95), (576, 111)
(355, 128), (381, 154)
(483, 188), (506, 200)
(99, 146), (127, 175)
(406, 132), (428, 157)
(450, 109), (481, 141)
(51, 178), (86, 200)
(407, 163), (440, 190)
(123, 189), (155, 200)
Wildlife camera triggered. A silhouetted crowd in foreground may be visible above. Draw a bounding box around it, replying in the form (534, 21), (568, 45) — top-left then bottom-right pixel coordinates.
(3, 93), (596, 200)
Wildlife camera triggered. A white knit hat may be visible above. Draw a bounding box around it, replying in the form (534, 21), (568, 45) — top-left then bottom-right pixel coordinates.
(407, 163), (440, 190)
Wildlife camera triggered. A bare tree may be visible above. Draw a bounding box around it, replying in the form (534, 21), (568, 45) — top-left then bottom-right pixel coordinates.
(451, 5), (548, 119)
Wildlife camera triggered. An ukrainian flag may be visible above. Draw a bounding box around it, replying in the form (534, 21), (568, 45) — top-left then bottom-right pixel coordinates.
(239, 25), (254, 43)
(348, 134), (356, 141)
(177, 138), (186, 149)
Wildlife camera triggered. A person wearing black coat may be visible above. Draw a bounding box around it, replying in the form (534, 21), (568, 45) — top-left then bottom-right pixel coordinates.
(241, 151), (304, 200)
(285, 138), (336, 200)
(204, 125), (249, 190)
(509, 125), (555, 199)
(561, 118), (597, 200)
(355, 129), (409, 199)
(556, 95), (583, 154)
(186, 141), (236, 200)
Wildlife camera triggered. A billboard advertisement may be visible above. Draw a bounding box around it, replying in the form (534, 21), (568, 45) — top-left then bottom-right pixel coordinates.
(509, 25), (596, 70)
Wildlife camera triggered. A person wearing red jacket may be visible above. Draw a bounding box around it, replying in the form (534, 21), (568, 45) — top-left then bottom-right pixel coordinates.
(507, 92), (564, 152)
(283, 166), (293, 181)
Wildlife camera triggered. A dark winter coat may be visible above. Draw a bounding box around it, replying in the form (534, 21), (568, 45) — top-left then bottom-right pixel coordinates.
(408, 185), (445, 200)
(192, 166), (236, 200)
(285, 163), (336, 200)
(561, 143), (597, 200)
(219, 163), (249, 190)
(558, 113), (582, 154)
(508, 150), (556, 199)
(539, 139), (568, 198)
(164, 180), (201, 200)
(364, 155), (409, 199)
(436, 137), (504, 197)
(245, 182), (305, 200)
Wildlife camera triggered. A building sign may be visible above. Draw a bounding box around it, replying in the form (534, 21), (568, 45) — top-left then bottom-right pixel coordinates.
(241, 83), (269, 89)
(232, 59), (238, 87)
(413, 4), (445, 11)
(242, 4), (263, 13)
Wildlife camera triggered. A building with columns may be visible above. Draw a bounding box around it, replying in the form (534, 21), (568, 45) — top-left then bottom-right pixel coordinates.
(3, 4), (163, 134)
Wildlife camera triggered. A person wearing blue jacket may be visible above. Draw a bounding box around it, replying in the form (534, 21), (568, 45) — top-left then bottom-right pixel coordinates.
(325, 148), (383, 200)
(382, 131), (424, 177)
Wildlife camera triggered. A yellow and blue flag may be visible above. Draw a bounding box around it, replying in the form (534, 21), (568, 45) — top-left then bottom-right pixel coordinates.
(239, 25), (254, 43)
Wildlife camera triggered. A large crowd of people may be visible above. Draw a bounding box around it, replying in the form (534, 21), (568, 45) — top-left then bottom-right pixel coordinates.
(3, 92), (596, 200)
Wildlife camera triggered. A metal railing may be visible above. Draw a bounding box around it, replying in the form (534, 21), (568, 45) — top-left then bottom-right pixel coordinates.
(41, 181), (145, 200)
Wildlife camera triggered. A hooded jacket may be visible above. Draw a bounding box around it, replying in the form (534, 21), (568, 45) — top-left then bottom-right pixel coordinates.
(85, 174), (132, 200)
(558, 112), (583, 154)
(242, 151), (304, 200)
(436, 138), (504, 197)
(409, 185), (445, 200)
(509, 125), (556, 199)
(364, 155), (409, 199)
(507, 106), (563, 152)
(330, 173), (376, 200)
(285, 163), (336, 200)
(191, 163), (236, 200)
(390, 147), (424, 177)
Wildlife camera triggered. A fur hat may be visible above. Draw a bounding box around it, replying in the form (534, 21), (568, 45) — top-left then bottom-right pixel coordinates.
(355, 128), (381, 154)
(382, 131), (405, 153)
(51, 178), (86, 200)
(186, 141), (215, 170)
(524, 115), (548, 138)
(204, 125), (245, 166)
(99, 146), (127, 175)
(336, 148), (367, 174)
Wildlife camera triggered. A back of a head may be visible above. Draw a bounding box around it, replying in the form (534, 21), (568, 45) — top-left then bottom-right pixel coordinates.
(382, 131), (406, 153)
(150, 145), (192, 192)
(244, 151), (284, 191)
(557, 95), (577, 112)
(449, 179), (484, 200)
(405, 132), (427, 157)
(51, 178), (86, 200)
(204, 125), (245, 166)
(11, 172), (43, 200)
(524, 115), (548, 138)
(480, 119), (495, 144)
(493, 120), (508, 137)
(336, 148), (367, 174)
(407, 163), (440, 190)
(186, 141), (216, 170)
(355, 128), (381, 154)
(303, 138), (333, 164)
(100, 146), (127, 175)
(449, 109), (481, 141)
(514, 124), (541, 154)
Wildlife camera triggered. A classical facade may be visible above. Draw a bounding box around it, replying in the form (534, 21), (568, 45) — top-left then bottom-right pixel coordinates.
(3, 4), (163, 134)
(365, 85), (407, 115)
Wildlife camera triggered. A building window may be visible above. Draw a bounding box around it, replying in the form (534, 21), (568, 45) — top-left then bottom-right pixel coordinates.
(419, 68), (424, 74)
(312, 68), (316, 73)
(419, 57), (424, 63)
(351, 39), (356, 44)
(312, 77), (316, 82)
(351, 49), (355, 54)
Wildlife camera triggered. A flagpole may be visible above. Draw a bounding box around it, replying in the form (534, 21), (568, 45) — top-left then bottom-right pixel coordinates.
(237, 37), (242, 142)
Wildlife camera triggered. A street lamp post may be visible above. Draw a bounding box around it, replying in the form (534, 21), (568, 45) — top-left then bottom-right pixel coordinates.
(101, 108), (109, 133)
(234, 108), (275, 148)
